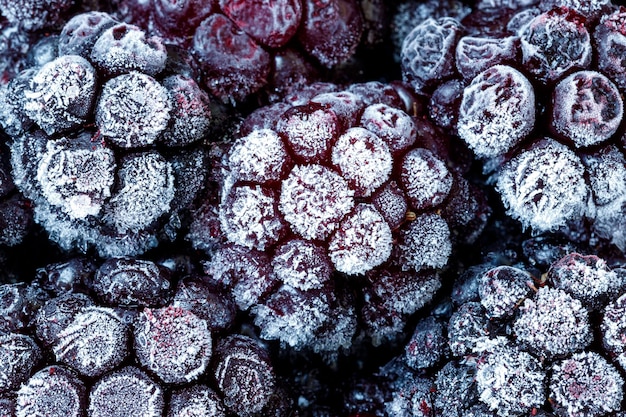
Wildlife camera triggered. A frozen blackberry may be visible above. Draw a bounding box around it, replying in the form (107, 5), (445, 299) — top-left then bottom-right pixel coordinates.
(396, 213), (452, 272)
(90, 23), (167, 77)
(513, 286), (592, 360)
(360, 103), (417, 155)
(89, 366), (164, 417)
(550, 70), (623, 148)
(447, 301), (490, 357)
(89, 257), (171, 307)
(167, 385), (227, 417)
(0, 282), (48, 332)
(455, 35), (519, 81)
(53, 306), (129, 378)
(213, 334), (276, 417)
(0, 333), (41, 393)
(35, 257), (96, 295)
(457, 65), (536, 159)
(96, 72), (172, 148)
(16, 365), (86, 417)
(473, 338), (546, 417)
(227, 129), (291, 184)
(548, 253), (622, 311)
(479, 265), (534, 319)
(23, 54), (96, 135)
(496, 138), (590, 233)
(549, 352), (623, 417)
(134, 306), (212, 384)
(33, 292), (94, 347)
(401, 17), (463, 94)
(371, 181), (409, 230)
(385, 372), (434, 417)
(0, 0), (74, 31)
(0, 68), (36, 137)
(602, 292), (626, 372)
(404, 316), (448, 370)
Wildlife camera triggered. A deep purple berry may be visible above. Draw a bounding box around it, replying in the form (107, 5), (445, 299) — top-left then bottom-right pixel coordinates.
(371, 181), (409, 230)
(151, 0), (214, 40)
(359, 103), (417, 155)
(400, 148), (453, 211)
(0, 333), (41, 393)
(433, 360), (479, 416)
(16, 366), (86, 417)
(447, 301), (490, 357)
(172, 277), (236, 333)
(455, 35), (519, 80)
(404, 316), (447, 370)
(33, 292), (94, 347)
(58, 12), (119, 58)
(594, 8), (626, 91)
(227, 129), (291, 183)
(271, 238), (333, 291)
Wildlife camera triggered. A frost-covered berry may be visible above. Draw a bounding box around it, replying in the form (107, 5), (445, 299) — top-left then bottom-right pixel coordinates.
(455, 35), (519, 80)
(23, 55), (96, 135)
(0, 282), (48, 332)
(309, 91), (365, 131)
(371, 181), (409, 230)
(496, 138), (590, 232)
(36, 133), (116, 220)
(582, 145), (626, 208)
(513, 286), (592, 359)
(359, 103), (417, 154)
(219, 184), (287, 251)
(519, 7), (592, 83)
(271, 238), (333, 291)
(213, 334), (276, 416)
(448, 301), (490, 357)
(474, 338), (546, 417)
(227, 129), (291, 183)
(134, 306), (212, 384)
(90, 23), (167, 76)
(457, 65), (535, 159)
(0, 68), (36, 137)
(90, 257), (171, 307)
(550, 71), (623, 148)
(433, 360), (478, 416)
(102, 151), (175, 234)
(401, 17), (463, 93)
(167, 385), (227, 417)
(548, 253), (622, 311)
(397, 213), (452, 271)
(400, 148), (453, 211)
(33, 292), (94, 347)
(479, 266), (534, 319)
(16, 366), (86, 417)
(385, 373), (434, 417)
(328, 204), (393, 275)
(96, 72), (172, 148)
(0, 0), (74, 31)
(594, 8), (626, 91)
(279, 164), (354, 241)
(89, 366), (164, 417)
(331, 127), (392, 197)
(53, 306), (129, 378)
(404, 316), (447, 370)
(602, 293), (626, 372)
(35, 257), (96, 295)
(58, 12), (119, 58)
(0, 333), (41, 393)
(550, 352), (623, 417)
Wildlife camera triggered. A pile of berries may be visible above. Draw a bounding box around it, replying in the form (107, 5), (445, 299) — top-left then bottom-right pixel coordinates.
(3, 0), (626, 416)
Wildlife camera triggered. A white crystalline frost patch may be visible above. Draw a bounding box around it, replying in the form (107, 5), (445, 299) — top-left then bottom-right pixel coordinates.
(496, 138), (590, 232)
(280, 164), (354, 241)
(16, 367), (85, 417)
(458, 65), (535, 158)
(583, 145), (626, 206)
(331, 127), (392, 197)
(398, 213), (451, 271)
(359, 103), (417, 153)
(401, 148), (453, 210)
(228, 129), (289, 183)
(272, 239), (331, 291)
(23, 55), (96, 135)
(96, 72), (172, 148)
(328, 204), (393, 275)
(37, 139), (116, 219)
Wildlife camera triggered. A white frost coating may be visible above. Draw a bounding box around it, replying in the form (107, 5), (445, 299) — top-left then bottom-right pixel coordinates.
(53, 307), (128, 378)
(371, 181), (408, 229)
(328, 204), (393, 275)
(253, 285), (331, 349)
(310, 91), (364, 128)
(583, 145), (626, 206)
(455, 35), (519, 80)
(360, 103), (417, 153)
(89, 366), (163, 417)
(16, 366), (85, 417)
(401, 148), (453, 210)
(169, 385), (226, 417)
(513, 286), (592, 359)
(331, 127), (392, 197)
(375, 270), (442, 315)
(272, 239), (331, 291)
(496, 138), (590, 232)
(458, 65), (535, 158)
(103, 152), (175, 233)
(277, 106), (338, 162)
(474, 337), (546, 417)
(479, 266), (533, 319)
(550, 352), (624, 417)
(280, 164), (354, 241)
(23, 55), (96, 135)
(134, 307), (212, 384)
(37, 138), (116, 219)
(552, 71), (623, 148)
(96, 72), (172, 148)
(602, 293), (626, 371)
(228, 129), (289, 183)
(219, 184), (284, 251)
(0, 333), (40, 392)
(398, 213), (451, 271)
(91, 23), (167, 76)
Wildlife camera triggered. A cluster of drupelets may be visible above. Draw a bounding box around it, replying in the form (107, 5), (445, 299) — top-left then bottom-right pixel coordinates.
(2, 0), (626, 416)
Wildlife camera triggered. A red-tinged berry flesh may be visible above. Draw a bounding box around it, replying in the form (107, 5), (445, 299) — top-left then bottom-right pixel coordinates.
(519, 7), (592, 83)
(134, 306), (212, 384)
(53, 306), (129, 378)
(88, 366), (164, 417)
(219, 0), (302, 48)
(16, 366), (86, 417)
(550, 70), (623, 148)
(457, 65), (536, 159)
(496, 138), (589, 232)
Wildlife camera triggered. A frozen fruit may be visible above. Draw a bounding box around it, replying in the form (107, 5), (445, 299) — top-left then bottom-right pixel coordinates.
(167, 385), (227, 417)
(0, 0), (74, 31)
(397, 213), (452, 271)
(602, 292), (626, 372)
(271, 238), (333, 291)
(455, 35), (519, 80)
(227, 129), (291, 183)
(404, 316), (448, 370)
(594, 7), (626, 90)
(433, 360), (479, 416)
(0, 332), (41, 393)
(447, 301), (490, 357)
(172, 277), (236, 333)
(400, 147), (453, 210)
(58, 11), (119, 58)
(478, 265), (534, 319)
